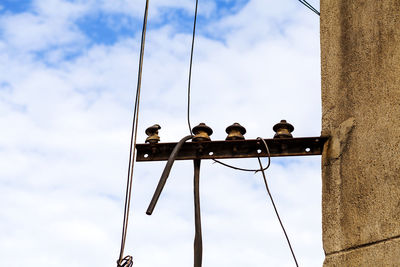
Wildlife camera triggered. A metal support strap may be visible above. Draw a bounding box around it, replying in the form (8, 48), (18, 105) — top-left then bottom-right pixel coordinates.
(137, 137), (328, 162)
(193, 159), (202, 267)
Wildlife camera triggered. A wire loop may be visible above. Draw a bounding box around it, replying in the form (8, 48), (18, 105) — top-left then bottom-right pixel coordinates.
(117, 255), (133, 267)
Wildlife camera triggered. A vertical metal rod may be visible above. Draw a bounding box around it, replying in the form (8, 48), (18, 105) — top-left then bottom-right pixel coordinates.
(193, 159), (202, 267)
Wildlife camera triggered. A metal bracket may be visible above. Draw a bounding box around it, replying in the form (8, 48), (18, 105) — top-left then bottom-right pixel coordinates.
(136, 136), (328, 162)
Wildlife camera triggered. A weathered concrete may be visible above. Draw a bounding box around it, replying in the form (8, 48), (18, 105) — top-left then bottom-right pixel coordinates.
(320, 0), (400, 265)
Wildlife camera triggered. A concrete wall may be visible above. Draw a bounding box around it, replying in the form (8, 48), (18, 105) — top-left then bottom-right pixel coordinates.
(320, 1), (400, 266)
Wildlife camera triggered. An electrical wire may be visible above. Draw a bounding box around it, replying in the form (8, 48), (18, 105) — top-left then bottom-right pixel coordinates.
(215, 138), (299, 266)
(180, 0), (301, 264)
(112, 0), (313, 264)
(257, 139), (299, 267)
(185, 0), (270, 173)
(186, 0), (318, 135)
(187, 0), (199, 135)
(212, 158), (269, 173)
(146, 135), (194, 215)
(212, 138), (270, 172)
(117, 0), (150, 266)
(297, 0), (320, 16)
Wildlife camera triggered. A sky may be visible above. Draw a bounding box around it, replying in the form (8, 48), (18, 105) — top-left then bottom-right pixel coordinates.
(0, 0), (322, 266)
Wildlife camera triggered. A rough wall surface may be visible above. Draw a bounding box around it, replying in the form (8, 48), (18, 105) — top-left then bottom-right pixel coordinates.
(320, 0), (400, 266)
(324, 238), (400, 267)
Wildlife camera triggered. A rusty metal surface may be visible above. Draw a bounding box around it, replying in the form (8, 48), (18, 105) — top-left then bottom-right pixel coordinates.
(136, 136), (328, 161)
(193, 159), (202, 267)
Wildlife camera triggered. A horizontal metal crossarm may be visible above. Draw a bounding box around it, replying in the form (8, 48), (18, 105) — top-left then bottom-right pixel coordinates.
(136, 136), (328, 161)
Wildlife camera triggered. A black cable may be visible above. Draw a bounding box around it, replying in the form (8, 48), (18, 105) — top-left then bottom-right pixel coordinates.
(212, 137), (270, 173)
(212, 158), (269, 173)
(297, 0), (320, 16)
(117, 0), (150, 265)
(187, 0), (199, 134)
(298, 0), (320, 15)
(186, 0), (318, 136)
(146, 135), (193, 215)
(212, 138), (298, 266)
(257, 140), (299, 267)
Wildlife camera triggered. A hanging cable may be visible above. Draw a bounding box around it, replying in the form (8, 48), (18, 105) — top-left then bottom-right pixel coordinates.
(117, 0), (150, 266)
(211, 138), (298, 265)
(187, 0), (199, 135)
(212, 158), (269, 173)
(145, 135), (201, 267)
(212, 137), (270, 172)
(179, 0), (301, 263)
(297, 0), (320, 16)
(185, 0), (268, 172)
(146, 135), (193, 215)
(256, 138), (299, 267)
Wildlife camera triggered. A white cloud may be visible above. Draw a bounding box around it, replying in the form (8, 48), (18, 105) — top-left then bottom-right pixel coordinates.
(0, 0), (323, 266)
(0, 11), (86, 52)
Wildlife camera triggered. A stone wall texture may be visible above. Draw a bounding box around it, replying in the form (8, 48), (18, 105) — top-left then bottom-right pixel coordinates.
(320, 0), (400, 266)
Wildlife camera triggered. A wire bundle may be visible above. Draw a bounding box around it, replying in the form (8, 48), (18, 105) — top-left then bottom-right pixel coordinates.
(116, 0), (319, 265)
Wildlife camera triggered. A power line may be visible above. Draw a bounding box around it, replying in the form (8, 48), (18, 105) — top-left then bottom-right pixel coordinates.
(182, 1), (303, 265)
(212, 158), (270, 173)
(213, 138), (299, 266)
(187, 0), (199, 135)
(297, 0), (320, 16)
(186, 0), (318, 136)
(257, 138), (299, 267)
(117, 0), (150, 266)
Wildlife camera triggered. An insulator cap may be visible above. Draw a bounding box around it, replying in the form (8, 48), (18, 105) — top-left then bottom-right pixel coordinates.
(225, 122), (246, 140)
(145, 124), (161, 144)
(192, 123), (213, 142)
(273, 120), (294, 138)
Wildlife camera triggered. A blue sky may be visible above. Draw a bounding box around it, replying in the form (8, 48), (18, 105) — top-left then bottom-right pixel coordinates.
(0, 0), (322, 266)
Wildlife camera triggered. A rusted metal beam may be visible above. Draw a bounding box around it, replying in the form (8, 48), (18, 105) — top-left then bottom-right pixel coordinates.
(136, 136), (328, 162)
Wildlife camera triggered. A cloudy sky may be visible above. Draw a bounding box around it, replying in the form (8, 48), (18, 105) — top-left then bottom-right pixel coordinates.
(0, 0), (322, 266)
